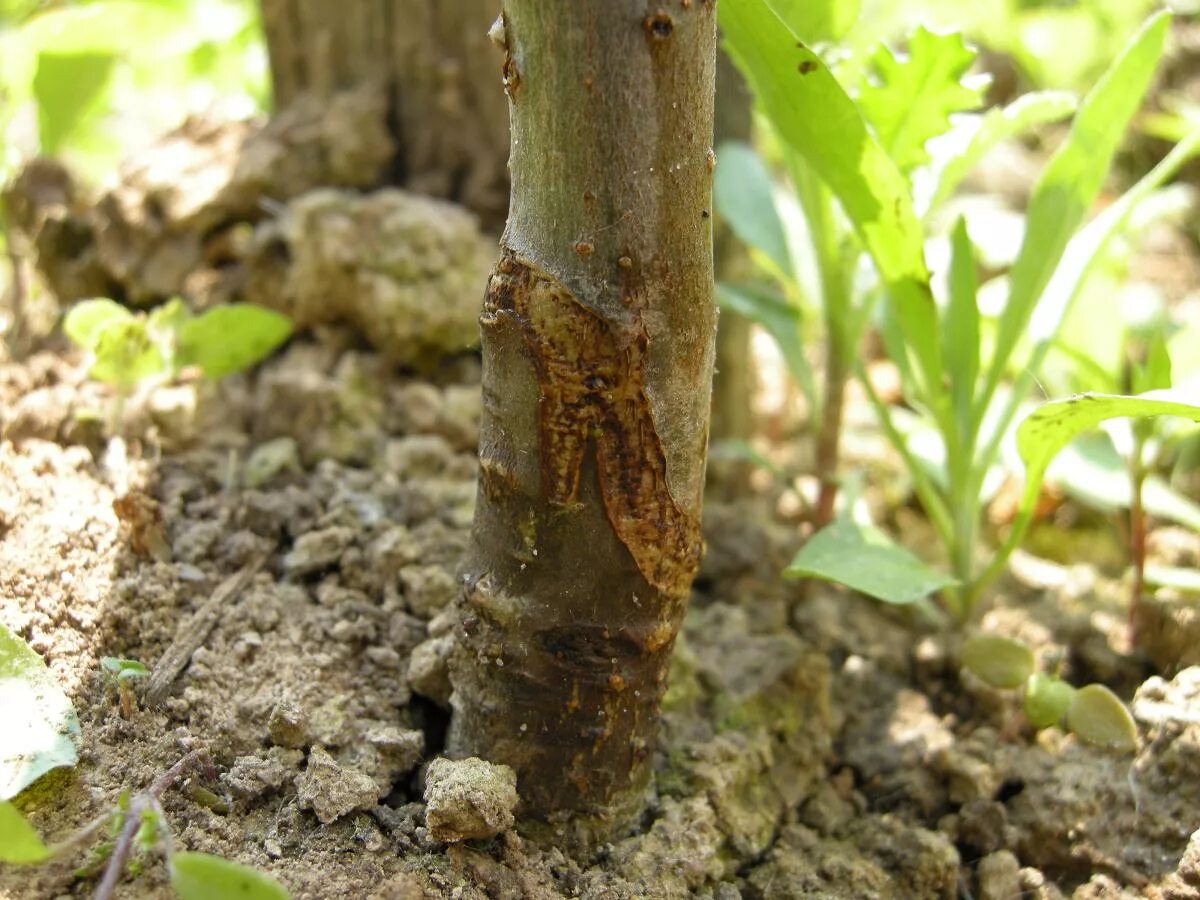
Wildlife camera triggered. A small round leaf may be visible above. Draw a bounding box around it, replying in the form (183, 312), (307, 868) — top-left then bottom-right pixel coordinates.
(1066, 684), (1138, 753)
(1023, 673), (1075, 728)
(961, 634), (1035, 689)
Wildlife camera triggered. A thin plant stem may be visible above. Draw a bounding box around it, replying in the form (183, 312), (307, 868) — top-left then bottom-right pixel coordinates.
(856, 361), (955, 553)
(93, 750), (211, 900)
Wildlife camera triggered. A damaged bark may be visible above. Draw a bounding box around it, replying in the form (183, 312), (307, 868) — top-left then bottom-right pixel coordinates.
(448, 1), (717, 837)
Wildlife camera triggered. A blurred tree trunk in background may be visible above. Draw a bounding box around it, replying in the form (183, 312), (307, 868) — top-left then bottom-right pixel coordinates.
(259, 0), (509, 227)
(448, 0), (717, 841)
(709, 48), (755, 492)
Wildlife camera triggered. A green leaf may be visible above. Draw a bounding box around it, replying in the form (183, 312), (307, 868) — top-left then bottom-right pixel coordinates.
(170, 852), (291, 900)
(984, 12), (1171, 406)
(88, 318), (165, 391)
(0, 801), (51, 864)
(961, 634), (1035, 690)
(859, 28), (984, 175)
(1029, 129), (1200, 351)
(713, 141), (793, 278)
(720, 0), (941, 396)
(1066, 684), (1138, 753)
(766, 0), (860, 44)
(32, 51), (116, 155)
(716, 282), (814, 405)
(177, 305), (292, 380)
(784, 518), (956, 605)
(101, 658), (149, 682)
(0, 623), (80, 800)
(927, 91), (1077, 215)
(1016, 390), (1200, 528)
(1023, 673), (1075, 728)
(1049, 433), (1200, 531)
(943, 218), (980, 430)
(63, 299), (134, 352)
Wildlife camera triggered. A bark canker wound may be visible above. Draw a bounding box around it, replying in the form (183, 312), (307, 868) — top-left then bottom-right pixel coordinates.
(482, 250), (703, 599)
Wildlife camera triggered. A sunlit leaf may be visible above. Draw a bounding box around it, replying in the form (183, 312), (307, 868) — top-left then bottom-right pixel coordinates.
(714, 142), (793, 278)
(177, 305), (292, 380)
(170, 852), (291, 900)
(1015, 390), (1200, 531)
(0, 624), (80, 800)
(0, 801), (51, 864)
(88, 318), (165, 391)
(720, 0), (941, 395)
(943, 218), (980, 430)
(927, 90), (1077, 214)
(1066, 684), (1138, 753)
(766, 0), (860, 44)
(984, 12), (1170, 404)
(62, 299), (133, 352)
(32, 51), (115, 155)
(961, 634), (1035, 689)
(859, 27), (984, 175)
(784, 518), (955, 605)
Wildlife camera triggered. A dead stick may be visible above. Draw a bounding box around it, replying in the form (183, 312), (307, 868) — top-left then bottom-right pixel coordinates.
(145, 555), (266, 706)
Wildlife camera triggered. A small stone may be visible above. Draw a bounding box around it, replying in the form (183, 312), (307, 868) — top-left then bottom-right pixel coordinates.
(400, 564), (457, 618)
(977, 850), (1021, 900)
(283, 526), (354, 575)
(408, 635), (454, 707)
(223, 748), (304, 799)
(268, 698), (309, 749)
(956, 799), (1008, 855)
(296, 746), (381, 824)
(423, 757), (518, 842)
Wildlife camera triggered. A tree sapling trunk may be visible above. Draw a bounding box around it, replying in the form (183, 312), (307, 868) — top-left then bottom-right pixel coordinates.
(448, 0), (718, 838)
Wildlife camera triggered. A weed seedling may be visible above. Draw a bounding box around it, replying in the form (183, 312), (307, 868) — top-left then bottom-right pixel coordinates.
(63, 297), (292, 432)
(721, 2), (1200, 621)
(961, 633), (1138, 753)
(99, 657), (149, 719)
(0, 751), (290, 900)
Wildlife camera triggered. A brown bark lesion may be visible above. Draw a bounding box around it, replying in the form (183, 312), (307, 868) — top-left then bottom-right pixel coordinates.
(483, 250), (703, 597)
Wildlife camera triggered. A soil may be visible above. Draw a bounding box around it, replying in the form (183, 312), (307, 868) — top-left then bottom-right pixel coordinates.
(3, 102), (1200, 900)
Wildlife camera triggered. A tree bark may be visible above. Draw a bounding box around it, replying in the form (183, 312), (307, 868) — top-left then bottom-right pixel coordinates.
(448, 0), (717, 837)
(259, 0), (510, 226)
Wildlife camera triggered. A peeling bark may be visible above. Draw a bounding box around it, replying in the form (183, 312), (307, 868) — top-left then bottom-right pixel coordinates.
(448, 0), (717, 837)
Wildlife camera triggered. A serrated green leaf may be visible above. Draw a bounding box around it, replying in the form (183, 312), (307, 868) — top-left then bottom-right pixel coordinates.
(0, 800), (51, 864)
(1015, 390), (1200, 531)
(713, 142), (792, 278)
(1066, 684), (1138, 753)
(1024, 673), (1075, 728)
(170, 852), (291, 900)
(784, 518), (955, 605)
(859, 28), (984, 175)
(927, 91), (1077, 215)
(720, 0), (941, 397)
(961, 634), (1035, 689)
(766, 0), (860, 44)
(177, 305), (292, 380)
(32, 51), (116, 155)
(63, 299), (133, 352)
(0, 623), (80, 800)
(983, 12), (1171, 407)
(716, 281), (808, 380)
(943, 218), (980, 430)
